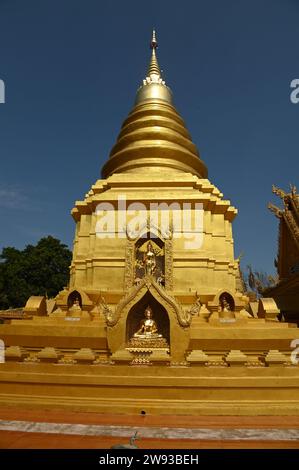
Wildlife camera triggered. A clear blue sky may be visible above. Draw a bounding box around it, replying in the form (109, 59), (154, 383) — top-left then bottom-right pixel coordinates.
(0, 0), (298, 275)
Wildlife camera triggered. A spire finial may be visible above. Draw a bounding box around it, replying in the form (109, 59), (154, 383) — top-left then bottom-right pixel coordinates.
(135, 29), (172, 105)
(147, 29), (161, 78)
(150, 29), (158, 50)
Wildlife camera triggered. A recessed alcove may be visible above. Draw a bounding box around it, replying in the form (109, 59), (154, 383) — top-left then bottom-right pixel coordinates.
(126, 291), (170, 344)
(67, 290), (82, 309)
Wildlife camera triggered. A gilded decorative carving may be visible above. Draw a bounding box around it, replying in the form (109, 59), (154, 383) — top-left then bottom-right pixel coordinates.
(270, 184), (299, 243)
(284, 210), (299, 243)
(24, 354), (40, 363)
(104, 276), (191, 328)
(127, 337), (168, 348)
(130, 351), (152, 365)
(152, 278), (190, 327)
(185, 295), (202, 317)
(135, 239), (165, 282)
(165, 239), (173, 291)
(268, 203), (282, 219)
(272, 185), (287, 200)
(124, 240), (135, 290)
(269, 184), (299, 281)
(125, 220), (173, 291)
(99, 296), (116, 326)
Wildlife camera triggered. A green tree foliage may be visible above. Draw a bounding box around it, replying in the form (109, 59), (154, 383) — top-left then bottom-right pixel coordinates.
(0, 236), (72, 309)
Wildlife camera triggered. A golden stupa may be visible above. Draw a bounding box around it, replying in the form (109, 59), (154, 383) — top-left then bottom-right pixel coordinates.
(0, 31), (299, 415)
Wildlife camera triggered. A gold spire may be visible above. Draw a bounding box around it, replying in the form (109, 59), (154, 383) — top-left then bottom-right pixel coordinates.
(101, 31), (208, 179)
(135, 29), (172, 105)
(150, 29), (157, 48)
(147, 29), (161, 77)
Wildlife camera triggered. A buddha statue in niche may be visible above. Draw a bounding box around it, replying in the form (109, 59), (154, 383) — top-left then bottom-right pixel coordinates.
(134, 305), (162, 338)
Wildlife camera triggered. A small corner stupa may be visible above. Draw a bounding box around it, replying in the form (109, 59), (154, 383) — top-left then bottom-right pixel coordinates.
(0, 31), (298, 415)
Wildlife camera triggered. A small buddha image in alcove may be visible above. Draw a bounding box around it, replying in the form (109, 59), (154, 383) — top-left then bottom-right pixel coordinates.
(67, 291), (82, 314)
(219, 292), (235, 320)
(135, 237), (165, 285)
(134, 305), (162, 338)
(127, 296), (169, 349)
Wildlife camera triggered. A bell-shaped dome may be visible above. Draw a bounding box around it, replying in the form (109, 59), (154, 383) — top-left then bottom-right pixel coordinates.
(101, 31), (207, 179)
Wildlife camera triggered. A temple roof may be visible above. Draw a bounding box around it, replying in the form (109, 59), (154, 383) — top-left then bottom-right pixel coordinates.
(101, 30), (207, 179)
(268, 184), (299, 278)
(268, 184), (299, 249)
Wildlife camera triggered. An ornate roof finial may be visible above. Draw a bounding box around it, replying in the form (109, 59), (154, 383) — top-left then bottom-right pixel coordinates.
(268, 202), (282, 218)
(134, 30), (173, 104)
(272, 184), (286, 199)
(147, 29), (162, 79)
(290, 183), (297, 197)
(150, 29), (158, 49)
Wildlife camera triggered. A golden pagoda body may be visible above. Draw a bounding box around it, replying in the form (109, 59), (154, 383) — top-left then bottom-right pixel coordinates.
(0, 32), (299, 415)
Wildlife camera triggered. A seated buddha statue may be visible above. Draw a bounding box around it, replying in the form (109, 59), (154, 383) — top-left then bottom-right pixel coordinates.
(70, 297), (81, 311)
(134, 306), (162, 338)
(219, 295), (235, 320)
(221, 297), (231, 312)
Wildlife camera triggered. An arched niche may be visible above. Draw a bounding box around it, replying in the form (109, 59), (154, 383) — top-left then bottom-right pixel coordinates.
(126, 291), (170, 343)
(55, 287), (93, 311)
(107, 279), (190, 362)
(219, 292), (235, 312)
(67, 290), (82, 309)
(124, 228), (173, 291)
